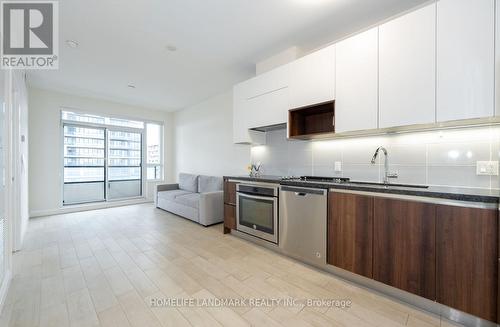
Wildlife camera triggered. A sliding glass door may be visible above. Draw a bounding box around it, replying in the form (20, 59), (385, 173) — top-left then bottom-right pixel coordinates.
(63, 125), (142, 205)
(63, 125), (106, 204)
(107, 129), (142, 200)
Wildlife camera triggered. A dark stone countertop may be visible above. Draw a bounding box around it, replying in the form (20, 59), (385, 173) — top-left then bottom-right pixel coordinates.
(224, 175), (500, 204)
(224, 175), (283, 184)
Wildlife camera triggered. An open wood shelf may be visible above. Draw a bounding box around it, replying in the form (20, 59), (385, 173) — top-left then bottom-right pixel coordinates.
(288, 101), (335, 139)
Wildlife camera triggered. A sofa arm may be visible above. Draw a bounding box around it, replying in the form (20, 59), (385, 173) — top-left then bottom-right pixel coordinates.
(199, 191), (224, 226)
(157, 183), (179, 192)
(155, 183), (179, 206)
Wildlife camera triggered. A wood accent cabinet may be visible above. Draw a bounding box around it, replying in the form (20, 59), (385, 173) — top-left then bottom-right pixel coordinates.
(327, 192), (373, 278)
(436, 205), (498, 322)
(223, 180), (238, 234)
(223, 180), (237, 205)
(224, 204), (236, 232)
(328, 192), (499, 323)
(288, 101), (335, 139)
(373, 198), (436, 300)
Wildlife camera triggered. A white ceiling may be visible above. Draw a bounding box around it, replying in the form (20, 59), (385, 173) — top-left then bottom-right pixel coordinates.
(28, 0), (429, 111)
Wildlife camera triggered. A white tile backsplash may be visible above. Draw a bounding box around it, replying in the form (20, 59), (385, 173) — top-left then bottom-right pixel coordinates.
(344, 164), (380, 183)
(390, 165), (427, 185)
(387, 144), (427, 166)
(427, 141), (490, 166)
(250, 126), (500, 189)
(427, 166), (491, 189)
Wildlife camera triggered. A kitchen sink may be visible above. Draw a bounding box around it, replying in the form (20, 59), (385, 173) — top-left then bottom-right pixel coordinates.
(349, 181), (429, 189)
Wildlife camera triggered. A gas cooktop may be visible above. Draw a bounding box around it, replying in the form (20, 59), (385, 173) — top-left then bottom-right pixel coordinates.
(281, 176), (350, 183)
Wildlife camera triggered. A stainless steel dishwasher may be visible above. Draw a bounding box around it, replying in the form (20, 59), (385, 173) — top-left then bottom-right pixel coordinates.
(279, 185), (327, 267)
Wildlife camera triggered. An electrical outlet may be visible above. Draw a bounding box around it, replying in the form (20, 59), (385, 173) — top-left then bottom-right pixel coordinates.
(334, 161), (342, 172)
(476, 161), (499, 176)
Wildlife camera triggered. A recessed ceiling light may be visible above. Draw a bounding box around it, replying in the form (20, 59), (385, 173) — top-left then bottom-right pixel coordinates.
(127, 83), (136, 89)
(65, 40), (79, 48)
(166, 45), (177, 52)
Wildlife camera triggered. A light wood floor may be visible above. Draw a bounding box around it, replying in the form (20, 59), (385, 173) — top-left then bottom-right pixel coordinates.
(0, 203), (462, 327)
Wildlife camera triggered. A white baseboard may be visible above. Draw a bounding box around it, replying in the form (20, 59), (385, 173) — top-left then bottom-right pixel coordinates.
(30, 198), (153, 218)
(0, 269), (12, 314)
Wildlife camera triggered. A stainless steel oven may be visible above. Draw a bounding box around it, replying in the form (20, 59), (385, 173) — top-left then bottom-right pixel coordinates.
(236, 183), (279, 244)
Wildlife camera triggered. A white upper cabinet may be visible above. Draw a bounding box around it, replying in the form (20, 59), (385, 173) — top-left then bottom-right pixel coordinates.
(232, 64), (290, 143)
(379, 4), (436, 128)
(233, 82), (252, 144)
(244, 64), (290, 129)
(335, 28), (379, 133)
(289, 45), (335, 109)
(247, 87), (289, 128)
(245, 64), (290, 99)
(437, 0), (495, 122)
(233, 83), (266, 144)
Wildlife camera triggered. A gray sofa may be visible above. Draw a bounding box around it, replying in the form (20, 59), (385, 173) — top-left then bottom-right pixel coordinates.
(156, 173), (223, 226)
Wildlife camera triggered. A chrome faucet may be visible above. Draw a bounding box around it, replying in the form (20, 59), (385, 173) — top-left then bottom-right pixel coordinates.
(371, 146), (398, 184)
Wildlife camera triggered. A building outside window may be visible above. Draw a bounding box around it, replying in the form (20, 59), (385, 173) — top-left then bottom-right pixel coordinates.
(61, 110), (164, 205)
(146, 123), (163, 181)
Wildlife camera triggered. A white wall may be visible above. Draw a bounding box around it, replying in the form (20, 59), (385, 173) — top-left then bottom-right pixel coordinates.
(28, 88), (174, 217)
(173, 91), (250, 178)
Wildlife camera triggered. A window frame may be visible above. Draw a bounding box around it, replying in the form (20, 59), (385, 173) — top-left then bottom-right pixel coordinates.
(145, 123), (164, 182)
(61, 122), (108, 205)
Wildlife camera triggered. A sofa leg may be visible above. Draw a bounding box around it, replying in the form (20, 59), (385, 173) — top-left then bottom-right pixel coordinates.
(224, 227), (231, 234)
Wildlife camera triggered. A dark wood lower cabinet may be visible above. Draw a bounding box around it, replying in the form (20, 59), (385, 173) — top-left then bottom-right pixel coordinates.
(327, 192), (373, 278)
(373, 198), (436, 300)
(223, 179), (238, 234)
(327, 192), (499, 322)
(223, 204), (236, 234)
(436, 205), (498, 322)
(223, 180), (237, 205)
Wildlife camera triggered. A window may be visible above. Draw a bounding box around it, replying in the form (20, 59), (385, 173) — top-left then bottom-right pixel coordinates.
(61, 110), (163, 205)
(62, 111), (144, 129)
(63, 125), (106, 204)
(146, 123), (163, 180)
(107, 130), (142, 200)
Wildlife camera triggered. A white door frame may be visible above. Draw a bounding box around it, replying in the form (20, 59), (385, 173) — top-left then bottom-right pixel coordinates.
(0, 70), (14, 311)
(10, 72), (27, 252)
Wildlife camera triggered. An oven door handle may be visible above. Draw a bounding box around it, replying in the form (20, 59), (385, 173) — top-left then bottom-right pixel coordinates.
(238, 192), (276, 202)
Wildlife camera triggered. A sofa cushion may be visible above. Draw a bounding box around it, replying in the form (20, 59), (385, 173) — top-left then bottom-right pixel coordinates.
(198, 175), (222, 193)
(179, 173), (199, 193)
(157, 189), (191, 201)
(174, 193), (200, 209)
(157, 198), (199, 223)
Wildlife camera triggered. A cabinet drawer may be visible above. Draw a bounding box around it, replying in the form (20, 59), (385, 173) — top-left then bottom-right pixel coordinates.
(224, 204), (236, 231)
(224, 181), (238, 205)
